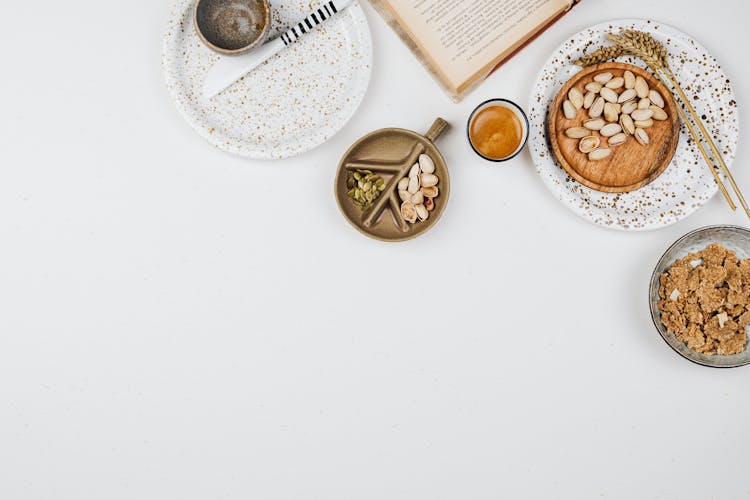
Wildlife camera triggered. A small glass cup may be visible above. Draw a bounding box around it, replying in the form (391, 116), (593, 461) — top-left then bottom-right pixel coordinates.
(466, 98), (529, 162)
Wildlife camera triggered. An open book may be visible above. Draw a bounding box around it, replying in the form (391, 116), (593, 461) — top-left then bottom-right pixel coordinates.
(369, 0), (580, 101)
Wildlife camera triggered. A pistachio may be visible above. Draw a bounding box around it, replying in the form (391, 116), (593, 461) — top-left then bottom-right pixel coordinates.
(568, 87), (584, 109)
(634, 76), (649, 98)
(634, 119), (654, 128)
(401, 201), (417, 223)
(563, 100), (577, 119)
(397, 177), (409, 191)
(409, 163), (421, 177)
(418, 154), (435, 174)
(558, 70), (670, 157)
(420, 173), (439, 187)
(634, 127), (649, 146)
(600, 123), (622, 137)
(605, 76), (624, 89)
(603, 102), (619, 122)
(600, 87), (619, 103)
(578, 135), (600, 154)
(583, 91), (596, 109)
(407, 175), (420, 194)
(620, 114), (635, 135)
(649, 89), (665, 108)
(401, 170), (440, 223)
(624, 70), (635, 89)
(585, 81), (602, 93)
(588, 96), (605, 118)
(618, 88), (637, 103)
(631, 109), (654, 121)
(583, 118), (605, 131)
(608, 132), (627, 146)
(588, 148), (612, 161)
(621, 100), (638, 115)
(650, 105), (668, 121)
(565, 126), (590, 138)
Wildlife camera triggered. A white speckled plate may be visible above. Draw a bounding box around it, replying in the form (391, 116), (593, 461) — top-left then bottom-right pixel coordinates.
(528, 19), (739, 231)
(162, 0), (372, 159)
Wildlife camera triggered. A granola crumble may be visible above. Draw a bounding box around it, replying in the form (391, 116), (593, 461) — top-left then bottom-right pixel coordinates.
(658, 243), (749, 356)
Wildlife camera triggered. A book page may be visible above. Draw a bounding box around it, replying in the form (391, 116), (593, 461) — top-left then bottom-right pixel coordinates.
(381, 0), (570, 91)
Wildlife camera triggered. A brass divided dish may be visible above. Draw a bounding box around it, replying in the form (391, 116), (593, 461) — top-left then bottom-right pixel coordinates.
(335, 118), (450, 242)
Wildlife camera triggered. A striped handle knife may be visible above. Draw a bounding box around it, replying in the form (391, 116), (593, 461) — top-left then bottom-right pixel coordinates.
(202, 0), (355, 99)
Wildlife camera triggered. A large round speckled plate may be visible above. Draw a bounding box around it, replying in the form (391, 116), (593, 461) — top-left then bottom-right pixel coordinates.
(528, 19), (739, 231)
(162, 0), (372, 159)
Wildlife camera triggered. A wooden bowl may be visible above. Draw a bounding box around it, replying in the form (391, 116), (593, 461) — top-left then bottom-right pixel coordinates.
(335, 118), (450, 242)
(548, 62), (679, 193)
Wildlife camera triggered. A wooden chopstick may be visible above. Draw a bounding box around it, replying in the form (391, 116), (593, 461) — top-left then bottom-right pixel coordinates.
(662, 70), (749, 217)
(650, 73), (736, 211)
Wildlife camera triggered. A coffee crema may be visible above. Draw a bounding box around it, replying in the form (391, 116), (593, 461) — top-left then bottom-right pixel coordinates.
(469, 105), (523, 160)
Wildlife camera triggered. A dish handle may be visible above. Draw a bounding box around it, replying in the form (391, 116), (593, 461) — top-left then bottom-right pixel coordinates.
(424, 118), (448, 143)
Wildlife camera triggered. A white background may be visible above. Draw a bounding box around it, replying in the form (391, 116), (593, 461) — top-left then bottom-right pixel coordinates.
(2, 1), (749, 498)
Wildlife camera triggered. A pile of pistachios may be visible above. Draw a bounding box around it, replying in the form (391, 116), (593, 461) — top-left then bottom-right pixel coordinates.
(346, 169), (385, 211)
(398, 153), (439, 223)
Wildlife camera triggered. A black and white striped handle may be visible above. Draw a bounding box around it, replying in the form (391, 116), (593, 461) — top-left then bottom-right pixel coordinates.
(279, 0), (353, 46)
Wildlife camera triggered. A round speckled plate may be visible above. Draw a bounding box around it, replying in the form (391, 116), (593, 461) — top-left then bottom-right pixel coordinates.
(528, 19), (739, 231)
(162, 0), (372, 159)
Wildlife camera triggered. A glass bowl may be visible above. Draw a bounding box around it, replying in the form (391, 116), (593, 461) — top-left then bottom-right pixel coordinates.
(649, 225), (750, 368)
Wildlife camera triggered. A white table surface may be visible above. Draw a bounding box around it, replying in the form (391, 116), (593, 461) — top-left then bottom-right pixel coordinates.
(2, 1), (749, 498)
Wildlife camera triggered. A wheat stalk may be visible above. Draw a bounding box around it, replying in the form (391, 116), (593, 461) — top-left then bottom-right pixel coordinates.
(573, 45), (627, 67)
(609, 30), (748, 217)
(620, 30), (669, 68)
(573, 31), (668, 70)
(572, 30), (745, 214)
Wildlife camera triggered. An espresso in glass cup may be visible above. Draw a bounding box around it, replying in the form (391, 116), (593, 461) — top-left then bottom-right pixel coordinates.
(467, 99), (529, 162)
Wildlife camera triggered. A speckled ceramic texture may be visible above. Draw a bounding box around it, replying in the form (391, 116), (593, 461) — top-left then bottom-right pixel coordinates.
(163, 0), (372, 159)
(528, 19), (739, 231)
(649, 225), (750, 367)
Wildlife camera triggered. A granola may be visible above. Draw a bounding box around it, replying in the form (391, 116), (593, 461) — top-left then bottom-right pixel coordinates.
(658, 243), (749, 356)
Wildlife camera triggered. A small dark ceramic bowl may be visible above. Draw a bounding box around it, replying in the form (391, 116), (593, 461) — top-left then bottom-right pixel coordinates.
(194, 0), (270, 55)
(466, 98), (529, 162)
(649, 225), (750, 368)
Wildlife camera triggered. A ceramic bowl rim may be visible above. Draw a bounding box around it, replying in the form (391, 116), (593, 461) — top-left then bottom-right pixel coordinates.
(193, 0), (271, 55)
